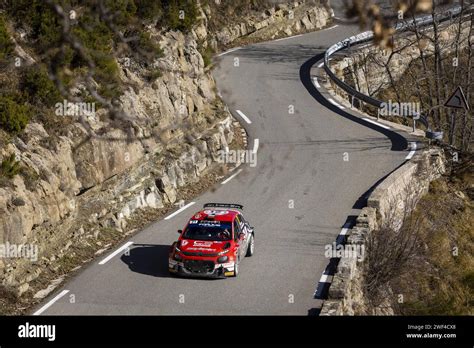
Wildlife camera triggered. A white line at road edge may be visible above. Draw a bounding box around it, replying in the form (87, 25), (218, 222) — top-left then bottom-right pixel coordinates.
(236, 110), (252, 124)
(253, 138), (259, 153)
(362, 118), (391, 130)
(405, 142), (417, 160)
(325, 24), (339, 30)
(33, 290), (69, 316)
(328, 98), (345, 109)
(313, 77), (321, 88)
(339, 221), (352, 236)
(217, 47), (241, 57)
(319, 274), (334, 283)
(99, 241), (135, 265)
(274, 34), (303, 42)
(221, 168), (243, 185)
(164, 201), (196, 221)
(339, 227), (349, 236)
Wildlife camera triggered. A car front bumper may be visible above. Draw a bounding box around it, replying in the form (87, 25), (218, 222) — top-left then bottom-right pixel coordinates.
(168, 259), (235, 278)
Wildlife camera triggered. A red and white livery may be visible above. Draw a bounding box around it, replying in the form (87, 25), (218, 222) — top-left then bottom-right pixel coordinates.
(168, 203), (255, 278)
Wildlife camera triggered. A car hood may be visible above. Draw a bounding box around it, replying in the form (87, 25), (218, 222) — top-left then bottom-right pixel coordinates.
(179, 239), (230, 253)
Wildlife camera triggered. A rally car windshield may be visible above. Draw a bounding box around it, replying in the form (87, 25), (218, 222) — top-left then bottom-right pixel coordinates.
(183, 221), (232, 241)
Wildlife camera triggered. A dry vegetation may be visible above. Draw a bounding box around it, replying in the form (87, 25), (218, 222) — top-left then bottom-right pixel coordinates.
(364, 152), (473, 315)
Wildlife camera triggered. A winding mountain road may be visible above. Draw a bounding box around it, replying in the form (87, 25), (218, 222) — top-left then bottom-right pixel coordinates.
(33, 3), (414, 315)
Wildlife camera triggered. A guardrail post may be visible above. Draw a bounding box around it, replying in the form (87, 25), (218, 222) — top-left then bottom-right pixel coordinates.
(351, 95), (354, 109)
(412, 118), (416, 133)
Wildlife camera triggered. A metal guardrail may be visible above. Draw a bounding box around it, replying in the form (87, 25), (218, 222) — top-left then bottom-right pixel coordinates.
(324, 4), (471, 133)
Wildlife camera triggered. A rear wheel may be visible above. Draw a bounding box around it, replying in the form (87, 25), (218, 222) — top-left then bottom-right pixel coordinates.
(246, 234), (254, 257)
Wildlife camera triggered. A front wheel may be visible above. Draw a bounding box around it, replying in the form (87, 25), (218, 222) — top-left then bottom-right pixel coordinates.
(246, 234), (254, 257)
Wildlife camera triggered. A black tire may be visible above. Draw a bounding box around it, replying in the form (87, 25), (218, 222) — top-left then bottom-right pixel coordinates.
(246, 234), (254, 257)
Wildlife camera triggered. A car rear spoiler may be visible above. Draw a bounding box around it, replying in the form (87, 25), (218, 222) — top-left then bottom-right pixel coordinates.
(203, 203), (244, 210)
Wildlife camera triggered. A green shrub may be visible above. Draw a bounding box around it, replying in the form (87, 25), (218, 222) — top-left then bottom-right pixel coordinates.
(97, 0), (138, 27)
(20, 166), (40, 191)
(0, 154), (21, 179)
(5, 0), (61, 49)
(22, 66), (62, 107)
(72, 19), (113, 54)
(138, 32), (163, 57)
(0, 16), (14, 62)
(135, 0), (164, 20)
(37, 7), (62, 49)
(0, 96), (30, 133)
(165, 0), (198, 32)
(199, 45), (214, 67)
(147, 68), (162, 81)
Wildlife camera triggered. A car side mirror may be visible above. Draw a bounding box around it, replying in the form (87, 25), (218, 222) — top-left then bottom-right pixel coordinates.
(177, 229), (182, 234)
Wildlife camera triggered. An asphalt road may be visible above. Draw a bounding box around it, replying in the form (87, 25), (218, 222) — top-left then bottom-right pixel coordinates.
(33, 4), (414, 315)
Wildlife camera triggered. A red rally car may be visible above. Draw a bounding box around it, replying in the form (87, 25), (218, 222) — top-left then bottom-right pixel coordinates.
(168, 203), (255, 278)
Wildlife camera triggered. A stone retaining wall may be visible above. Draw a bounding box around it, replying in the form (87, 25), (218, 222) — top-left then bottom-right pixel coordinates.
(320, 148), (445, 315)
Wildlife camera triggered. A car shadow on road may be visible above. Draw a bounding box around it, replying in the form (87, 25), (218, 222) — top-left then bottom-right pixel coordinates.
(120, 243), (171, 278)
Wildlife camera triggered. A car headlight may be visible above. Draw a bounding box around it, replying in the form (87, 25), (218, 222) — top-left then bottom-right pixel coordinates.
(217, 256), (228, 263)
(218, 249), (229, 256)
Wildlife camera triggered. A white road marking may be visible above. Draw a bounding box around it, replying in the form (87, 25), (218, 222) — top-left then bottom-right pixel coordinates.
(221, 168), (243, 185)
(33, 290), (69, 316)
(236, 110), (252, 124)
(339, 227), (349, 236)
(274, 34), (303, 42)
(319, 274), (334, 283)
(318, 62), (324, 68)
(313, 77), (321, 88)
(328, 98), (345, 109)
(362, 118), (391, 130)
(325, 24), (339, 30)
(164, 201), (196, 221)
(99, 241), (135, 265)
(253, 138), (259, 153)
(405, 142), (417, 160)
(339, 222), (352, 236)
(217, 47), (241, 57)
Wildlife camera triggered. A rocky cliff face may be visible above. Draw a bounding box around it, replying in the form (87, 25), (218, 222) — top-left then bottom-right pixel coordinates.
(207, 1), (333, 48)
(0, 0), (332, 310)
